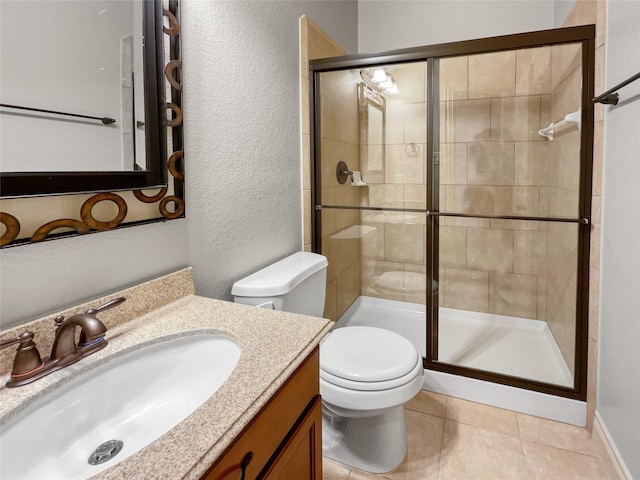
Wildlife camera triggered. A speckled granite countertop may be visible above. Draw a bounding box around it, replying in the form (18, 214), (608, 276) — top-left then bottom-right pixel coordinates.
(0, 269), (332, 479)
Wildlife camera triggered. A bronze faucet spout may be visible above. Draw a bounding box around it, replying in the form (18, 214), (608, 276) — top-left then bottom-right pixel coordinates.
(50, 314), (108, 360)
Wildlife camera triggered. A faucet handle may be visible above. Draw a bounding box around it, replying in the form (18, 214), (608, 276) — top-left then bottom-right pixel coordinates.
(1, 332), (44, 377)
(54, 315), (65, 329)
(1, 332), (30, 350)
(85, 297), (126, 315)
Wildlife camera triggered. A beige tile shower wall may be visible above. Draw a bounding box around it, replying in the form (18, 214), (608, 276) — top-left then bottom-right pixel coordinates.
(320, 70), (362, 320)
(300, 16), (344, 252)
(300, 17), (361, 321)
(439, 50), (551, 320)
(360, 63), (429, 306)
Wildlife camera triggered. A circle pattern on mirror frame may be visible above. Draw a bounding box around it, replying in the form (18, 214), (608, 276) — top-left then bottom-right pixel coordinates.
(81, 193), (128, 231)
(166, 103), (183, 127)
(31, 219), (90, 242)
(163, 9), (180, 36)
(159, 196), (185, 219)
(0, 212), (20, 246)
(133, 187), (169, 203)
(168, 150), (184, 180)
(159, 195), (184, 220)
(165, 60), (182, 91)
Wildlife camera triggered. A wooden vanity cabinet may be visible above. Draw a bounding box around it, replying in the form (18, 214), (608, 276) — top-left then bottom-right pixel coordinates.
(202, 347), (322, 480)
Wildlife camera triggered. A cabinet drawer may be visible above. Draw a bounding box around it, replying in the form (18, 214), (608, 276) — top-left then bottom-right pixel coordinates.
(202, 347), (319, 480)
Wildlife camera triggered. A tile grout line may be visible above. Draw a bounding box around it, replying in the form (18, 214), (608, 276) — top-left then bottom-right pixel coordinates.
(515, 412), (529, 472)
(436, 395), (449, 480)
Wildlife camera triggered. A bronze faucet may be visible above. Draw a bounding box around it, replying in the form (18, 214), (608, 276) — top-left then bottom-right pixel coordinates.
(1, 297), (125, 388)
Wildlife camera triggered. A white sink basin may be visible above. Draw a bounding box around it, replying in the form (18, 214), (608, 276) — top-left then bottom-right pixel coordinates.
(0, 334), (241, 479)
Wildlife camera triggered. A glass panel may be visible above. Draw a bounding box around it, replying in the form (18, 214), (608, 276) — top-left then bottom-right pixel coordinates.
(437, 44), (583, 219)
(317, 62), (431, 359)
(321, 207), (427, 356)
(432, 44), (584, 387)
(318, 70), (361, 208)
(320, 207), (362, 321)
(436, 218), (578, 387)
(318, 62), (428, 210)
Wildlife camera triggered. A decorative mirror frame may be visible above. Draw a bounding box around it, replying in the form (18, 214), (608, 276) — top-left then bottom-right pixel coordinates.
(0, 0), (184, 248)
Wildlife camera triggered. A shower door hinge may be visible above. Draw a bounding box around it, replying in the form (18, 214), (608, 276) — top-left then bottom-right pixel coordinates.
(315, 205), (322, 211)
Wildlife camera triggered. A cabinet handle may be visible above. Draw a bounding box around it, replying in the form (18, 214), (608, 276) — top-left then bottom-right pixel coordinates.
(240, 451), (253, 480)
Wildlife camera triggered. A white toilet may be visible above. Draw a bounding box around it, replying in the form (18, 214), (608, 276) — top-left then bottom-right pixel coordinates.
(232, 252), (424, 473)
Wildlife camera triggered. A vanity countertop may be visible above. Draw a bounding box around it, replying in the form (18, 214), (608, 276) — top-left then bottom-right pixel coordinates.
(0, 272), (333, 479)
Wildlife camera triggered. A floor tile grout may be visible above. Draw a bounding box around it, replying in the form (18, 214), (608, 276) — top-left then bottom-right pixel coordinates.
(436, 395), (448, 480)
(325, 390), (606, 480)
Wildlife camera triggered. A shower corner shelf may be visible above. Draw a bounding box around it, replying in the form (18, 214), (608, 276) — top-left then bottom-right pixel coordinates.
(538, 109), (581, 141)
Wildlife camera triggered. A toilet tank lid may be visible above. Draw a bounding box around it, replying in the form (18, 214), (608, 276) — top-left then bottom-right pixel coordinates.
(231, 252), (328, 297)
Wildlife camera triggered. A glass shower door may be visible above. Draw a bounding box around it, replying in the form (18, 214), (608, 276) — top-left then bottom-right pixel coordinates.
(311, 25), (595, 400)
(428, 43), (591, 392)
(315, 63), (430, 353)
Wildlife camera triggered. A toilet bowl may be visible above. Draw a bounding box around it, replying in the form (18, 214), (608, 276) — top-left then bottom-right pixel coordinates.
(320, 325), (423, 472)
(231, 252), (424, 473)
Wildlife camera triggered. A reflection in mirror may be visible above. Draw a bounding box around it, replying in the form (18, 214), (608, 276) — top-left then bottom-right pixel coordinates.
(1, 1), (146, 172)
(0, 0), (146, 172)
(367, 104), (384, 171)
(0, 0), (166, 197)
(358, 82), (386, 184)
(0, 0), (184, 247)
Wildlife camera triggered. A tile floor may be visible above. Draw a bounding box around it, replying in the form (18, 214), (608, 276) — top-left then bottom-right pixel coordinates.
(323, 391), (609, 480)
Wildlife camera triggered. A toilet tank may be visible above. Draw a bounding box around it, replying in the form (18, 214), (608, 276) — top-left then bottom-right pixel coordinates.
(231, 252), (328, 317)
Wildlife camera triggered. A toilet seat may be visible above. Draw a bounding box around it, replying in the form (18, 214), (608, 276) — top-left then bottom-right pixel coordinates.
(320, 326), (422, 391)
(320, 355), (423, 391)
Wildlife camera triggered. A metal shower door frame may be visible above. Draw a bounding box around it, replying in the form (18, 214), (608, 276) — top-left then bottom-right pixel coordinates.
(309, 25), (595, 400)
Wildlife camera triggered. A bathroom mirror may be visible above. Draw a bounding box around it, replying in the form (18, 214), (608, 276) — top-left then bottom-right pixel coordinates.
(0, 0), (184, 248)
(358, 82), (386, 183)
(0, 0), (166, 197)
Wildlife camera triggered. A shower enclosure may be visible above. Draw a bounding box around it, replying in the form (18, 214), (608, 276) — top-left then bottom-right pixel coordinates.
(310, 26), (595, 400)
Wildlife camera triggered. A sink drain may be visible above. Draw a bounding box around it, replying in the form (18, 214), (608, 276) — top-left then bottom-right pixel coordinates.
(88, 439), (124, 466)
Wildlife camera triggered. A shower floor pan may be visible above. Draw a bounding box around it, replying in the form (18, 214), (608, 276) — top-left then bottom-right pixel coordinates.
(335, 296), (573, 388)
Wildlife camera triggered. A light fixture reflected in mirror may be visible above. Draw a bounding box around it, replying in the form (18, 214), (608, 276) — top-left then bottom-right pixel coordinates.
(385, 83), (399, 95)
(362, 68), (399, 96)
(371, 68), (387, 83)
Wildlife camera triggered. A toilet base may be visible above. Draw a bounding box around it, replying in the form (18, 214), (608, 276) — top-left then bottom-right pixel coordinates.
(322, 404), (407, 474)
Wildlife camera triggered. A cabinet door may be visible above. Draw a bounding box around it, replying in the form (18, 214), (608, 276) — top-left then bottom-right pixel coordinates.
(261, 396), (322, 480)
(202, 348), (319, 480)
